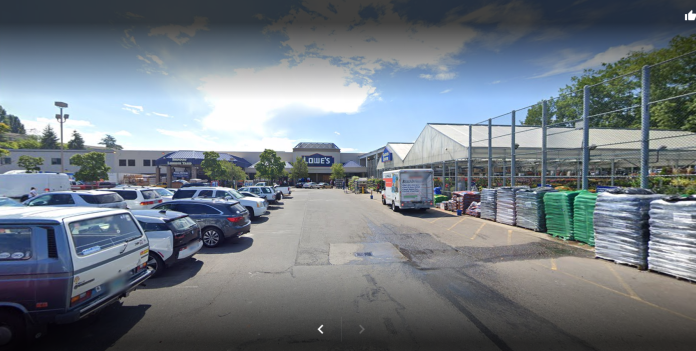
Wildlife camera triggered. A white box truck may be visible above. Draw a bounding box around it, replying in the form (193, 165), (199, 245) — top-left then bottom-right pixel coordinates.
(0, 173), (71, 201)
(381, 169), (434, 211)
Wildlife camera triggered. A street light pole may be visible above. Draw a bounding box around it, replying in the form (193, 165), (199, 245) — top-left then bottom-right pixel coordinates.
(55, 101), (69, 173)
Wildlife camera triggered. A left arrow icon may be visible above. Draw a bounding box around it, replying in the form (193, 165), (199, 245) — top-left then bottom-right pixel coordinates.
(318, 325), (324, 334)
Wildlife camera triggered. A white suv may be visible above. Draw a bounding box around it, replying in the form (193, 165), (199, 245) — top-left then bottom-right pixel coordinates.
(22, 190), (128, 209)
(100, 187), (164, 209)
(171, 187), (268, 219)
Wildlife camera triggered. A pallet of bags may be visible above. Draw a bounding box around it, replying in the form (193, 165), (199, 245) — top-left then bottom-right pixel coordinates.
(453, 191), (481, 213)
(593, 188), (663, 270)
(466, 201), (481, 217)
(648, 196), (696, 281)
(544, 191), (581, 240)
(516, 188), (556, 232)
(573, 191), (598, 246)
(480, 188), (497, 221)
(496, 186), (529, 226)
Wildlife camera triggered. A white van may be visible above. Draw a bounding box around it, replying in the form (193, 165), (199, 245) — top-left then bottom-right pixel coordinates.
(381, 169), (434, 211)
(0, 173), (71, 201)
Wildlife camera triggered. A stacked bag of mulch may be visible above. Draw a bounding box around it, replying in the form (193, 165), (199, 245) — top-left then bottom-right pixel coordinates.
(648, 196), (696, 281)
(466, 201), (481, 217)
(480, 188), (497, 221)
(573, 191), (598, 246)
(593, 188), (663, 269)
(516, 188), (556, 232)
(544, 191), (581, 240)
(452, 191), (481, 212)
(496, 186), (529, 226)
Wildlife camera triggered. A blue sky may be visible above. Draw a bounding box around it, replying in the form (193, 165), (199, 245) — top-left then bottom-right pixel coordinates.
(1, 0), (694, 153)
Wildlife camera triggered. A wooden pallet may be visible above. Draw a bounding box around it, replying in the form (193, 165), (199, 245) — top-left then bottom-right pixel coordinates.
(594, 256), (647, 271)
(647, 269), (696, 284)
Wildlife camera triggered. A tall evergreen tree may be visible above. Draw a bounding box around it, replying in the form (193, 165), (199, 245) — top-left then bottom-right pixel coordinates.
(0, 106), (26, 134)
(98, 134), (123, 150)
(39, 125), (60, 149)
(67, 130), (86, 150)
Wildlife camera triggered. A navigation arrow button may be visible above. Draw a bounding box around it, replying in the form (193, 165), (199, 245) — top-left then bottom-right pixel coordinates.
(359, 325), (365, 334)
(318, 325), (324, 334)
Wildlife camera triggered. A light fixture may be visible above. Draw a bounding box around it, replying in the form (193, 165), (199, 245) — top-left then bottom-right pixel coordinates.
(514, 143), (519, 149)
(589, 144), (597, 151)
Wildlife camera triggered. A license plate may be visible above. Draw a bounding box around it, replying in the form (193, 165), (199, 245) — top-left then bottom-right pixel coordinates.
(109, 275), (128, 292)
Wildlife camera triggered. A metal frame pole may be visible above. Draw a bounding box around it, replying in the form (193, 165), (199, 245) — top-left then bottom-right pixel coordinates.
(59, 107), (64, 173)
(511, 111), (516, 187)
(541, 101), (548, 187)
(468, 124), (473, 191)
(582, 85), (590, 190)
(640, 65), (650, 189)
(454, 159), (458, 192)
(488, 119), (492, 188)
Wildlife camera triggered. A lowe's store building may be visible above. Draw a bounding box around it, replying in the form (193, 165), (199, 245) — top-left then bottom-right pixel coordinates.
(0, 142), (367, 184)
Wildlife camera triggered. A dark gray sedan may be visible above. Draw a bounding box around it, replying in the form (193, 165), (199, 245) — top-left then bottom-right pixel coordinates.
(152, 199), (251, 247)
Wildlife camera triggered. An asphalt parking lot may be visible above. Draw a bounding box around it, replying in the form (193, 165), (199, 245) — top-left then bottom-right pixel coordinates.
(28, 188), (696, 351)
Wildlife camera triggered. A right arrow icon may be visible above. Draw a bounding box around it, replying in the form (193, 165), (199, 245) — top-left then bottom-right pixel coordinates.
(359, 325), (365, 334)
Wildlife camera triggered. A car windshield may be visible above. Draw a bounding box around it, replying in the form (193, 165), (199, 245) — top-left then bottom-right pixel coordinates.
(154, 188), (173, 196)
(168, 216), (197, 231)
(261, 188), (272, 193)
(0, 198), (22, 207)
(225, 189), (243, 199)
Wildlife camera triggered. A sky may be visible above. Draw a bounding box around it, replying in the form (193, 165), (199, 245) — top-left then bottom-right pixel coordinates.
(1, 0), (695, 153)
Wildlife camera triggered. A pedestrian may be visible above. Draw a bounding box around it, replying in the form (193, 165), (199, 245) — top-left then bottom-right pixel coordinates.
(28, 187), (38, 199)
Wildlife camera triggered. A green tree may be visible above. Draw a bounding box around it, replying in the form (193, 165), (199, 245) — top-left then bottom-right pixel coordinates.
(70, 152), (110, 182)
(0, 106), (26, 134)
(16, 135), (41, 149)
(200, 151), (229, 180)
(17, 155), (44, 172)
(67, 130), (86, 150)
(255, 149), (285, 183)
(40, 125), (60, 149)
(223, 162), (248, 188)
(98, 134), (123, 150)
(330, 163), (345, 180)
(291, 156), (309, 181)
(0, 122), (9, 156)
(523, 34), (696, 132)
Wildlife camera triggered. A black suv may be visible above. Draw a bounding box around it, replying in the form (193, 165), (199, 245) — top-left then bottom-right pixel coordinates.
(151, 199), (251, 247)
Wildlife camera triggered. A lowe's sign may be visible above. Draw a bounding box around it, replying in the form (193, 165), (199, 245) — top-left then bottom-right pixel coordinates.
(382, 147), (393, 162)
(303, 153), (334, 167)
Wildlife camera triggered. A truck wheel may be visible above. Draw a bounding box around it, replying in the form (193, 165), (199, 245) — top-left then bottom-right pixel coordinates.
(0, 309), (26, 349)
(392, 202), (399, 212)
(382, 197), (386, 205)
(246, 207), (257, 220)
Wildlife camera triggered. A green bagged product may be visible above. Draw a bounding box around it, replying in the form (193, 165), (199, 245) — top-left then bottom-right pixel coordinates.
(434, 194), (450, 204)
(544, 191), (581, 240)
(573, 191), (597, 246)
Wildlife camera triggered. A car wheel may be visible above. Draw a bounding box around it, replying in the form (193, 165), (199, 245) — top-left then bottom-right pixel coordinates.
(0, 309), (26, 350)
(147, 253), (165, 277)
(246, 206), (257, 220)
(392, 202), (399, 212)
(382, 197), (386, 205)
(202, 227), (224, 248)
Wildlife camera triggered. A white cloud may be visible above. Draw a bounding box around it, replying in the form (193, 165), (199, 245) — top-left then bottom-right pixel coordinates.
(148, 16), (209, 45)
(420, 72), (457, 81)
(137, 55), (150, 64)
(152, 112), (172, 118)
(440, 89), (452, 94)
(491, 80), (501, 84)
(532, 42), (654, 78)
(334, 131), (340, 135)
(146, 53), (164, 66)
(198, 57), (375, 134)
(122, 104), (143, 115)
(155, 129), (297, 152)
(114, 130), (132, 137)
(265, 0), (477, 80)
(341, 147), (359, 152)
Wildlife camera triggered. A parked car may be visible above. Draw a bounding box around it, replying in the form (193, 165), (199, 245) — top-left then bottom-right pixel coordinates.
(181, 182), (211, 188)
(238, 191), (262, 199)
(0, 196), (22, 207)
(0, 207), (153, 346)
(274, 185), (292, 196)
(303, 182), (320, 189)
(151, 199), (251, 247)
(295, 182), (304, 188)
(100, 187), (163, 209)
(150, 187), (174, 202)
(171, 187), (268, 219)
(131, 210), (203, 276)
(238, 186), (281, 203)
(22, 190), (128, 209)
(317, 182), (331, 189)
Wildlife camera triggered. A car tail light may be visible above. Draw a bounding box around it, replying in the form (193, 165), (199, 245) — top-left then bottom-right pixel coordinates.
(157, 199), (163, 203)
(401, 203), (404, 207)
(70, 290), (93, 306)
(227, 217), (243, 223)
(140, 201), (155, 206)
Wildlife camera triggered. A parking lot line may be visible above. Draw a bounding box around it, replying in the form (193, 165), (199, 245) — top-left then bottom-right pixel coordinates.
(507, 230), (512, 245)
(470, 223), (486, 240)
(447, 217), (466, 231)
(605, 261), (641, 300)
(530, 261), (696, 324)
(551, 258), (557, 271)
